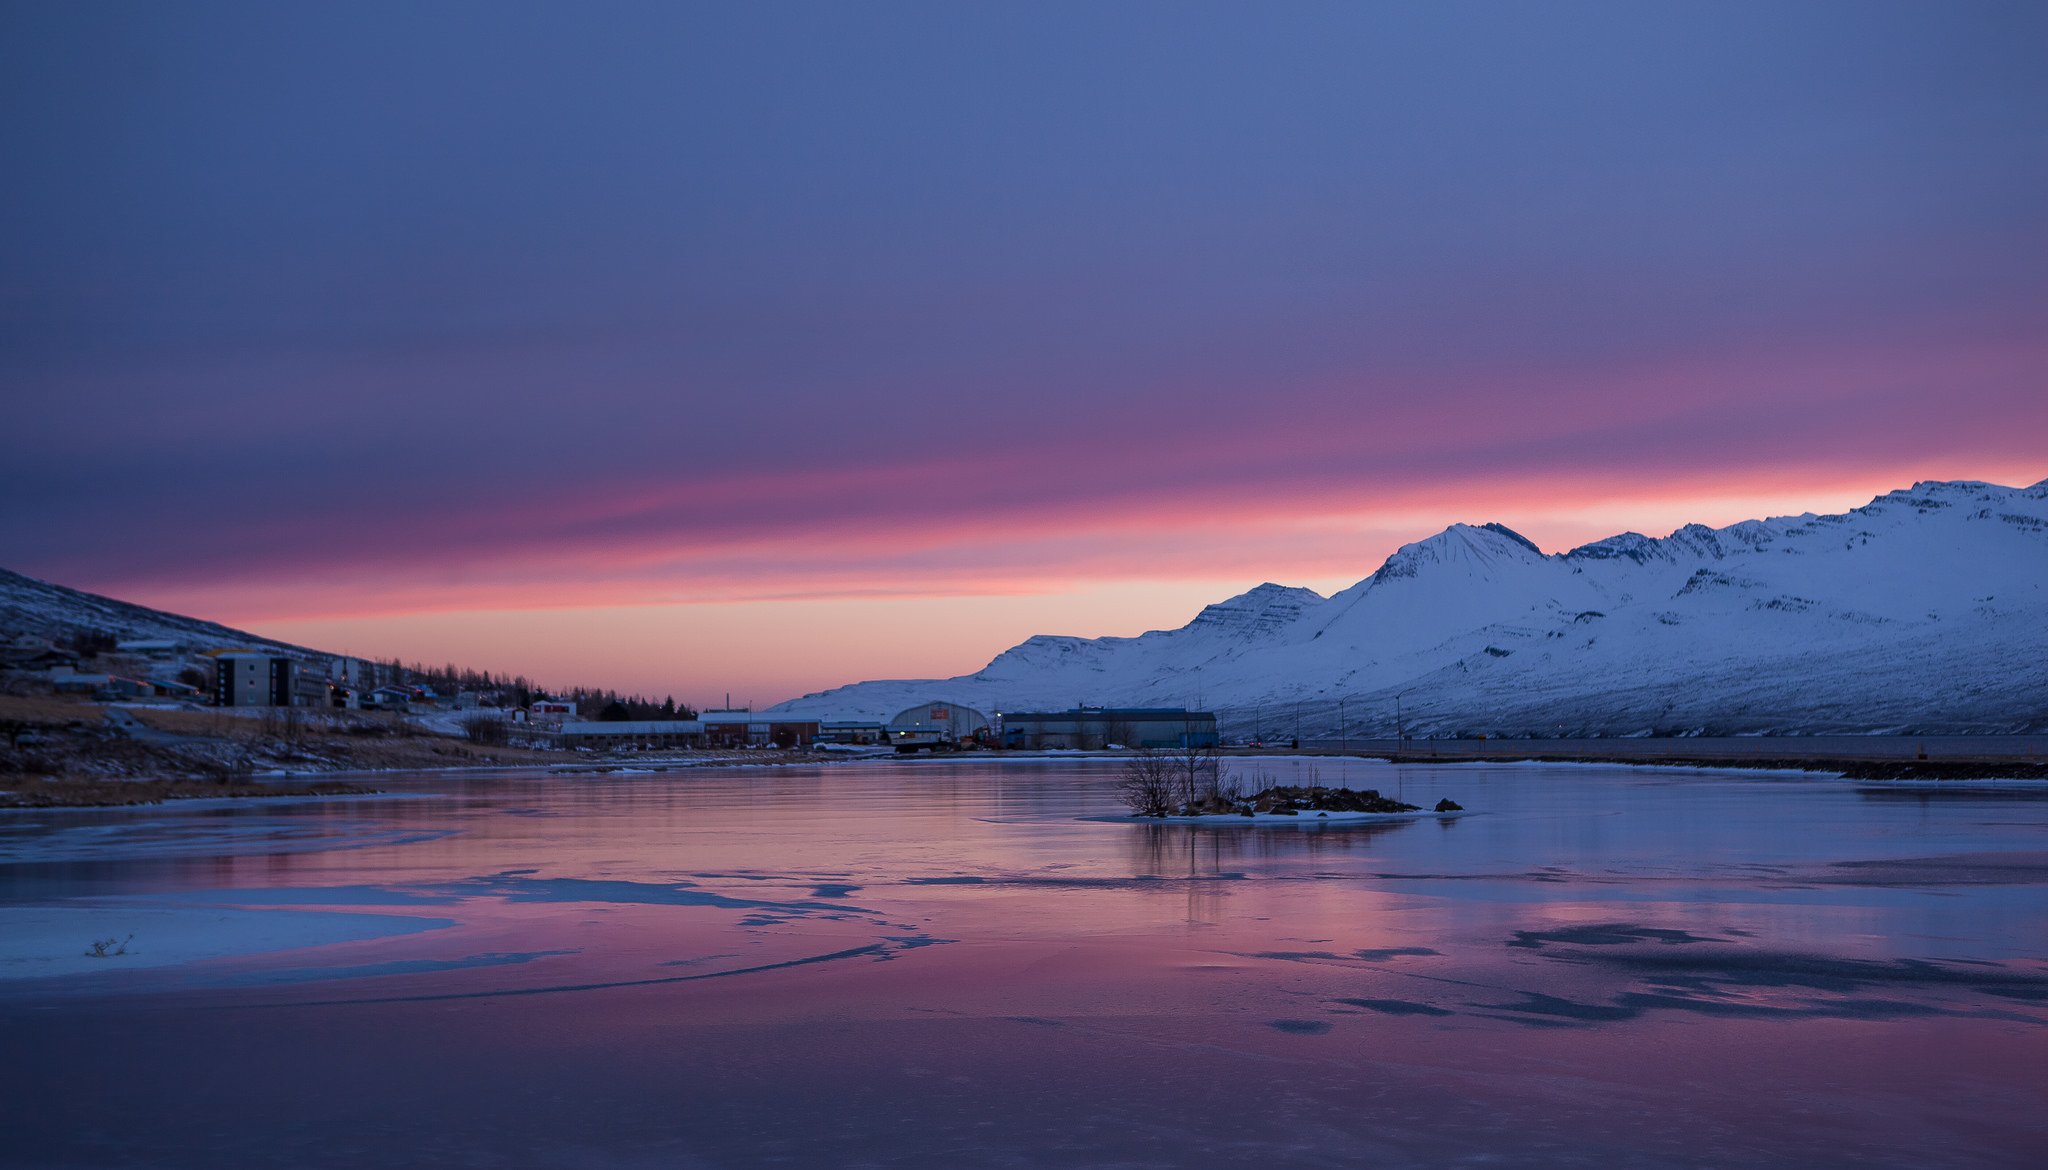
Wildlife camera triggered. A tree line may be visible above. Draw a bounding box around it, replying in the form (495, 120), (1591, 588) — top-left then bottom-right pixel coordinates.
(382, 660), (698, 722)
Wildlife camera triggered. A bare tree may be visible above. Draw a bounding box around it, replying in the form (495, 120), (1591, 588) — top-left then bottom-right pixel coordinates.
(1170, 739), (1224, 809)
(1120, 742), (1229, 815)
(1117, 749), (1176, 816)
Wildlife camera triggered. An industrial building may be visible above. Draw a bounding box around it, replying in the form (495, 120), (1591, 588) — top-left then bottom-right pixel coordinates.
(818, 719), (887, 745)
(560, 720), (707, 750)
(885, 701), (990, 751)
(999, 708), (1218, 750)
(700, 709), (822, 749)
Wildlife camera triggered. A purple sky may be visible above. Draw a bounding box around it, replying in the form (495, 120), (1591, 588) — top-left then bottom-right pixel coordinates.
(3, 2), (2044, 702)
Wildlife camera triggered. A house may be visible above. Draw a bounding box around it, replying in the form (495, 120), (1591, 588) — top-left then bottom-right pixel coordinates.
(95, 675), (159, 700)
(50, 672), (112, 695)
(1, 635), (60, 664)
(146, 677), (204, 700)
(50, 673), (159, 699)
(115, 639), (186, 659)
(14, 649), (81, 672)
(530, 699), (577, 719)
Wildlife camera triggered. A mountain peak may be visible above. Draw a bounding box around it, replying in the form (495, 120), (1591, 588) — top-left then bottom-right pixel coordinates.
(1185, 582), (1324, 638)
(1565, 531), (1661, 562)
(1372, 522), (1547, 582)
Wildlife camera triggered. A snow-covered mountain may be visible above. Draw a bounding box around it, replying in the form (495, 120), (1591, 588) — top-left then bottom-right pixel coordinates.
(772, 478), (2048, 735)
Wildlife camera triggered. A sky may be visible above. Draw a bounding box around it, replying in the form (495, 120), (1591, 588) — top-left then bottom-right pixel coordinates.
(3, 1), (2045, 706)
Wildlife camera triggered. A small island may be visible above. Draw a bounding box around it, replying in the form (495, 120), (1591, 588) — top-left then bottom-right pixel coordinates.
(1117, 749), (1465, 822)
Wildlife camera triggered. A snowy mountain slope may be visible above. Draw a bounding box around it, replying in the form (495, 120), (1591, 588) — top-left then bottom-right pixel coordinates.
(0, 568), (310, 657)
(771, 477), (2048, 734)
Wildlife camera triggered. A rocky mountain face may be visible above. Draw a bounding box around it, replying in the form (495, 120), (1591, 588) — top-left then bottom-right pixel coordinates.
(772, 478), (2048, 735)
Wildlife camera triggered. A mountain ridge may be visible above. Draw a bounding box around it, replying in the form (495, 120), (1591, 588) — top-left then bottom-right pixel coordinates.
(770, 476), (2048, 735)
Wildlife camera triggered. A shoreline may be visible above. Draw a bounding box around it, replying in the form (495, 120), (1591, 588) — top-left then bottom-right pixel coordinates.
(9, 739), (2044, 809)
(0, 777), (385, 810)
(1345, 753), (2048, 781)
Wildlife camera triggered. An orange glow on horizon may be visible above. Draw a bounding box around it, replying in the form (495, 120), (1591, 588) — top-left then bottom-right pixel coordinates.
(92, 460), (2045, 704)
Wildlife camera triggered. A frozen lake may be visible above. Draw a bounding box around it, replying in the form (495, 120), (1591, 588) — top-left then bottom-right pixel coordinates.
(2, 758), (2044, 1168)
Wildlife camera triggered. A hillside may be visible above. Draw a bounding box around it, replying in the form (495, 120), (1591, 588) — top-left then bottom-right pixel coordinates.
(0, 568), (309, 658)
(771, 477), (2048, 736)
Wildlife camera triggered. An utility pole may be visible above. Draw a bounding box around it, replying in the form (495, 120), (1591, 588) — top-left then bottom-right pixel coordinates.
(1339, 698), (1347, 753)
(1396, 691), (1406, 759)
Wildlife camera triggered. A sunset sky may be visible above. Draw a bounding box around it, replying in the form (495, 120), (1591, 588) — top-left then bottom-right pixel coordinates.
(5, 2), (2044, 706)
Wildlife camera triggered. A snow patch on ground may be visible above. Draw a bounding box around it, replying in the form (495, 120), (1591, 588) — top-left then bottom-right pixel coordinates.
(0, 903), (453, 981)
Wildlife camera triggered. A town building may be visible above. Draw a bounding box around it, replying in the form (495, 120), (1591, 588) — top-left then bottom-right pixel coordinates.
(290, 671), (357, 709)
(213, 653), (295, 707)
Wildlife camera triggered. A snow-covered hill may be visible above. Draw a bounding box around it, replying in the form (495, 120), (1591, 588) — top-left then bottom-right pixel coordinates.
(0, 568), (309, 657)
(772, 478), (2048, 735)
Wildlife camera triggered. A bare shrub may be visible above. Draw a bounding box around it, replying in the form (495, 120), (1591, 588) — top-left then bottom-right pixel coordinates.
(1214, 764), (1247, 804)
(193, 748), (255, 784)
(258, 706), (308, 746)
(460, 715), (510, 746)
(84, 933), (133, 958)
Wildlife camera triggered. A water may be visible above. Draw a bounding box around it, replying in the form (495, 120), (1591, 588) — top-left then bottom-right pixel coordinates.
(2, 758), (2043, 1168)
